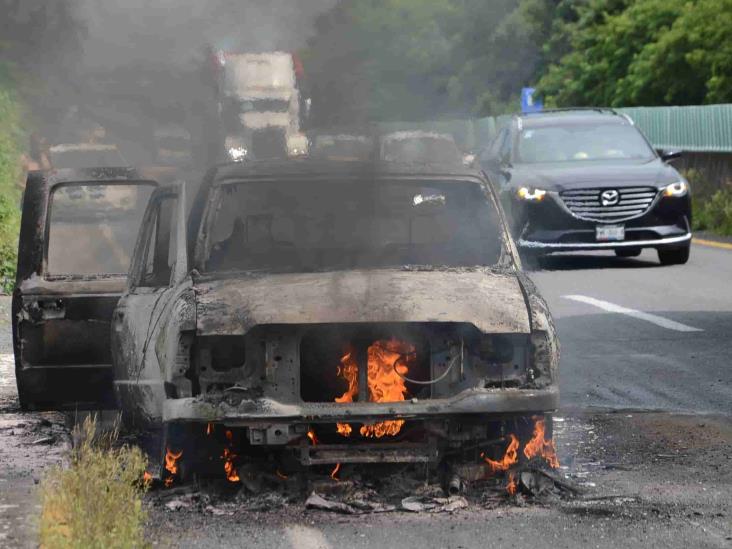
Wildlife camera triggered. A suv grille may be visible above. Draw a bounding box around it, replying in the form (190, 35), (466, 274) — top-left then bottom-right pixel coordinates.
(559, 187), (658, 222)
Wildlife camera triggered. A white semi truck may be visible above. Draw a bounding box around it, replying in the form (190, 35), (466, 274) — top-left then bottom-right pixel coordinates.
(217, 51), (308, 160)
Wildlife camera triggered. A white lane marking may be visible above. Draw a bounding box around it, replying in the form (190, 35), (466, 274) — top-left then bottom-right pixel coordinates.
(563, 295), (703, 332)
(285, 525), (333, 549)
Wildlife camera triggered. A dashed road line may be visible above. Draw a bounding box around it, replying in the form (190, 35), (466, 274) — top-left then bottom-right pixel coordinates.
(693, 237), (732, 250)
(563, 295), (703, 333)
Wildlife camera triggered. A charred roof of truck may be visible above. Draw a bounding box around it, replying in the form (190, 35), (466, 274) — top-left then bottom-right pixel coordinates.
(207, 159), (485, 184)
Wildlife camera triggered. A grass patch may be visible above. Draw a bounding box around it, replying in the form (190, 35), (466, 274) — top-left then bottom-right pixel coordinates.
(686, 168), (732, 237)
(40, 417), (149, 549)
(0, 67), (24, 293)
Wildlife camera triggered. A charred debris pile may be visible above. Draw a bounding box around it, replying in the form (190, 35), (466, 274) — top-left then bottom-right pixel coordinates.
(148, 416), (584, 515)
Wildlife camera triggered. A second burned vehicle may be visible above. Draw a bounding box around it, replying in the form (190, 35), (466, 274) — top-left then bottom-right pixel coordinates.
(14, 161), (559, 478)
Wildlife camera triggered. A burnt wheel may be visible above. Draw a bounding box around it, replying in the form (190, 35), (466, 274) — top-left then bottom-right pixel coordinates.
(658, 245), (690, 266)
(615, 248), (641, 258)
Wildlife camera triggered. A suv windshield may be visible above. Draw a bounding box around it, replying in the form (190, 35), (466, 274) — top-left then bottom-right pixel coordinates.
(203, 178), (502, 273)
(516, 123), (655, 163)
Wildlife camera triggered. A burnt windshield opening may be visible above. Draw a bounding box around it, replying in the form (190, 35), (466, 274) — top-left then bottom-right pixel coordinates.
(202, 178), (502, 273)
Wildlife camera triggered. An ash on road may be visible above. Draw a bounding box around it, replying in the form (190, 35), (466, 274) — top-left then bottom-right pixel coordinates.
(1, 242), (731, 548)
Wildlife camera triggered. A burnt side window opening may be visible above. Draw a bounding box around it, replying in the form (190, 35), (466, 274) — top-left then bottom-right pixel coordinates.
(46, 183), (154, 277)
(203, 178), (502, 273)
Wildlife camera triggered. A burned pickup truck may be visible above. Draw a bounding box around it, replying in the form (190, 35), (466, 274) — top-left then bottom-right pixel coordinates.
(14, 161), (559, 479)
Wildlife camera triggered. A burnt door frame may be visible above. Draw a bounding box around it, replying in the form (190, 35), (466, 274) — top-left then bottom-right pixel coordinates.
(12, 168), (157, 410)
(111, 183), (190, 427)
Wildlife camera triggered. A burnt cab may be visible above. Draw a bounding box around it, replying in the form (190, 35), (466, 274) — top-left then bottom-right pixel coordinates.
(13, 169), (156, 409)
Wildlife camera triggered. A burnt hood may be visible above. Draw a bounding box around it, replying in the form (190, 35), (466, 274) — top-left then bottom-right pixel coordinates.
(194, 269), (530, 335)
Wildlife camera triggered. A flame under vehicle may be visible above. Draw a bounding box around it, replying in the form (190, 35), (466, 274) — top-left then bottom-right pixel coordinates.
(13, 161), (559, 478)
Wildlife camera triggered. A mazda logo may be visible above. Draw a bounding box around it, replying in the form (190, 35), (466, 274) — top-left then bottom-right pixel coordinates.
(600, 189), (620, 206)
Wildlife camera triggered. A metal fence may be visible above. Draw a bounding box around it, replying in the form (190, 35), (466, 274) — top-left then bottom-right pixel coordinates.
(617, 105), (732, 153)
(380, 103), (732, 153)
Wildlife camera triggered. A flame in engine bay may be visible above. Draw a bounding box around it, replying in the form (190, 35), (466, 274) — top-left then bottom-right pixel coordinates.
(334, 351), (358, 437)
(222, 430), (240, 483)
(335, 339), (415, 438)
(523, 418), (560, 468)
(164, 448), (183, 487)
(307, 429), (319, 445)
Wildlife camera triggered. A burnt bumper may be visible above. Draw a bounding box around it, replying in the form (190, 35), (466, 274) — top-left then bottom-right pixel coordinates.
(162, 386), (560, 425)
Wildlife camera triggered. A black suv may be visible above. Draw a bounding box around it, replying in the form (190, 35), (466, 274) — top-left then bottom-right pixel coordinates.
(478, 109), (691, 266)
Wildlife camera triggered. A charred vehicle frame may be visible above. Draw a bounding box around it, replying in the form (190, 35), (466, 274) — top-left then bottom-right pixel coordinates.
(14, 161), (559, 478)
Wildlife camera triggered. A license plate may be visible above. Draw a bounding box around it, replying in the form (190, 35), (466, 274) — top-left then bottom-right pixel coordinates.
(596, 224), (625, 242)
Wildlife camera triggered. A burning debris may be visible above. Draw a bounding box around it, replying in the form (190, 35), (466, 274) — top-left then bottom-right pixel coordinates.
(164, 448), (183, 487)
(148, 416), (582, 517)
(222, 430), (240, 483)
(475, 417), (563, 496)
(524, 418), (560, 468)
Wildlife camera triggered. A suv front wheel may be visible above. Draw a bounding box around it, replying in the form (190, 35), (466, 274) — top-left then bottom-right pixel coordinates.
(658, 244), (690, 266)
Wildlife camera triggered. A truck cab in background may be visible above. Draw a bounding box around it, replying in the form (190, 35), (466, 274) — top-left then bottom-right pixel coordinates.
(216, 51), (309, 161)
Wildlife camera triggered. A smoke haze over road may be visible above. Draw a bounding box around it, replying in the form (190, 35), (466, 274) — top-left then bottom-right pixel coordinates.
(76, 0), (337, 68)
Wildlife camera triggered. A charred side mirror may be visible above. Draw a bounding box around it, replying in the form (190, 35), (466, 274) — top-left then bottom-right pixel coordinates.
(661, 150), (682, 163)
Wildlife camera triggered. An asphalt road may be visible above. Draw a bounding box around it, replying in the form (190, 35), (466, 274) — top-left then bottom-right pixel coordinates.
(146, 241), (732, 549)
(532, 242), (732, 415)
(1, 241), (731, 548)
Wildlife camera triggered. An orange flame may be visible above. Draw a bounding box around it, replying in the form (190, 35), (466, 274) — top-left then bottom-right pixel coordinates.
(222, 430), (240, 482)
(330, 463), (341, 480)
(164, 448), (183, 477)
(143, 471), (153, 487)
(206, 422), (214, 436)
(222, 448), (240, 482)
(481, 434), (519, 473)
(307, 429), (319, 445)
(506, 470), (518, 496)
(335, 351), (358, 436)
(276, 469), (289, 480)
(523, 418), (560, 468)
(335, 339), (415, 438)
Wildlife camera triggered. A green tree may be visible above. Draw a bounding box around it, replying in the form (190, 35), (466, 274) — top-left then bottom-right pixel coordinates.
(305, 0), (562, 123)
(538, 0), (732, 107)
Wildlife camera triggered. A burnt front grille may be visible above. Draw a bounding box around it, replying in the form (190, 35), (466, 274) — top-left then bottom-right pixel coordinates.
(559, 186), (658, 222)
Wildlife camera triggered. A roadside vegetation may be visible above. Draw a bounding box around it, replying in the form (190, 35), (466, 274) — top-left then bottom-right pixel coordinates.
(39, 417), (149, 549)
(0, 67), (23, 293)
(686, 169), (732, 236)
(305, 0), (732, 123)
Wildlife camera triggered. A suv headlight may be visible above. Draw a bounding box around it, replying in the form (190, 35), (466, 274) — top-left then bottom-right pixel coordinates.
(517, 187), (547, 202)
(663, 181), (688, 197)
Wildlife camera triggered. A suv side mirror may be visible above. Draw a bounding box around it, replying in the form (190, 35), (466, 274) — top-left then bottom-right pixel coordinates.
(661, 150), (682, 163)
